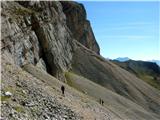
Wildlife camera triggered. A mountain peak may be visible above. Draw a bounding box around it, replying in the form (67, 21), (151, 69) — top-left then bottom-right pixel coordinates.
(114, 57), (130, 62)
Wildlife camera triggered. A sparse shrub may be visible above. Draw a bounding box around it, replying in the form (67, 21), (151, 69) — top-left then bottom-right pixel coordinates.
(14, 8), (34, 16)
(14, 106), (24, 113)
(1, 95), (11, 101)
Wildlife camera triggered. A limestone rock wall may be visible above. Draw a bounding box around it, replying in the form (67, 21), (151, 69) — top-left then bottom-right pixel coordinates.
(1, 1), (100, 80)
(28, 1), (74, 80)
(1, 2), (41, 66)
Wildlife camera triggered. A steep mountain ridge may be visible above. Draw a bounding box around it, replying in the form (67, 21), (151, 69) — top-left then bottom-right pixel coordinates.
(60, 1), (100, 54)
(1, 1), (160, 119)
(71, 44), (160, 116)
(112, 60), (160, 90)
(114, 57), (130, 62)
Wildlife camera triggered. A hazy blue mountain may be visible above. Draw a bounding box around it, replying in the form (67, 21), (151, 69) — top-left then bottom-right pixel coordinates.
(114, 57), (130, 62)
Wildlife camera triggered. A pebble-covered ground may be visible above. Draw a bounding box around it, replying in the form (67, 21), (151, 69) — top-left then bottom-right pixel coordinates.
(1, 60), (81, 120)
(1, 54), (122, 120)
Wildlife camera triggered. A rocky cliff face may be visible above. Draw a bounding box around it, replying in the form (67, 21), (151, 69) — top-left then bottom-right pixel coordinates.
(61, 1), (100, 54)
(1, 2), (40, 66)
(2, 1), (71, 80)
(1, 1), (99, 80)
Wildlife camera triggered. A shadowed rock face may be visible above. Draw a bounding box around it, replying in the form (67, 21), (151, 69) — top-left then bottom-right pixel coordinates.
(61, 1), (100, 54)
(29, 2), (74, 80)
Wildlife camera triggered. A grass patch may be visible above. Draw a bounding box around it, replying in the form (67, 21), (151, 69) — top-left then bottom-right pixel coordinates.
(139, 75), (160, 90)
(14, 8), (35, 16)
(1, 95), (11, 101)
(14, 106), (25, 113)
(65, 72), (84, 92)
(65, 72), (75, 87)
(4, 86), (14, 92)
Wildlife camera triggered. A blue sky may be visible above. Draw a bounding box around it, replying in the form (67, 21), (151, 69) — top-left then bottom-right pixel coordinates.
(78, 1), (160, 60)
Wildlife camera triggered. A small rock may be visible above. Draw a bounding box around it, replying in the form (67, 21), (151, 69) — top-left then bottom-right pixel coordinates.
(0, 117), (5, 120)
(63, 115), (68, 118)
(26, 102), (35, 107)
(22, 90), (26, 94)
(5, 91), (12, 96)
(2, 101), (7, 104)
(16, 82), (22, 87)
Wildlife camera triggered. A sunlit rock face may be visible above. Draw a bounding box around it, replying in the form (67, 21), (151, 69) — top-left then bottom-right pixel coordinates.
(1, 1), (100, 80)
(1, 1), (75, 80)
(1, 2), (41, 66)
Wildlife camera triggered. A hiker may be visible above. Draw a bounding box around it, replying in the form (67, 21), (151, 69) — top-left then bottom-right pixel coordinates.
(99, 98), (104, 105)
(61, 85), (65, 96)
(102, 100), (104, 106)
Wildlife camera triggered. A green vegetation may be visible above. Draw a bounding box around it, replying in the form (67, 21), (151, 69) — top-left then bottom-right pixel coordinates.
(14, 8), (34, 16)
(1, 95), (11, 101)
(112, 60), (160, 90)
(65, 72), (83, 92)
(138, 75), (160, 90)
(1, 87), (13, 101)
(4, 86), (14, 92)
(14, 105), (24, 113)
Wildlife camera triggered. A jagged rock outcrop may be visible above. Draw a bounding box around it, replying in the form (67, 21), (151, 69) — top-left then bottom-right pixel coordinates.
(1, 1), (75, 80)
(1, 1), (100, 80)
(61, 1), (100, 54)
(28, 1), (74, 80)
(1, 2), (41, 66)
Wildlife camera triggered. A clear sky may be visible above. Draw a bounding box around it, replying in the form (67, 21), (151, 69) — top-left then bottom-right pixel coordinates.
(78, 1), (160, 60)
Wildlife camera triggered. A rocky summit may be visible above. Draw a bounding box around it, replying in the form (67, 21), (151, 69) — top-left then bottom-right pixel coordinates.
(1, 1), (160, 120)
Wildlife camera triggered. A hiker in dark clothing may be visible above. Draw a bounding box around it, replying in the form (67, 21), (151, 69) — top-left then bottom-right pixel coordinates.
(101, 100), (104, 106)
(99, 98), (104, 105)
(61, 85), (65, 96)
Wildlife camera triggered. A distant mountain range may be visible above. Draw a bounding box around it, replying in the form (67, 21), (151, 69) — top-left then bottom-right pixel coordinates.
(114, 57), (130, 62)
(112, 59), (160, 90)
(149, 60), (160, 66)
(114, 57), (160, 66)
